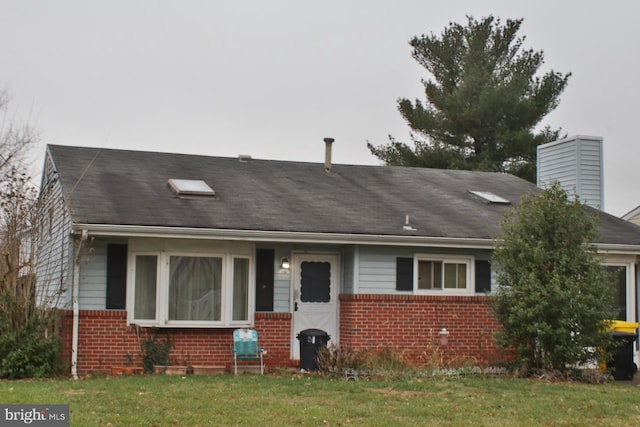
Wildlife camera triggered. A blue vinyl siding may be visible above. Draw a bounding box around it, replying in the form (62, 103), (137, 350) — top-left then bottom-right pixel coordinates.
(36, 153), (74, 308)
(78, 240), (108, 309)
(342, 246), (355, 294)
(356, 246), (493, 294)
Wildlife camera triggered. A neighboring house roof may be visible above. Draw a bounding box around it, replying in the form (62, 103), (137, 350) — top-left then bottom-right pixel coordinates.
(46, 144), (640, 248)
(622, 205), (640, 226)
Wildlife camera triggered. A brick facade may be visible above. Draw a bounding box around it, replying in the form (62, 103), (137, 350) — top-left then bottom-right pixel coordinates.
(61, 294), (506, 375)
(339, 294), (506, 366)
(61, 311), (293, 375)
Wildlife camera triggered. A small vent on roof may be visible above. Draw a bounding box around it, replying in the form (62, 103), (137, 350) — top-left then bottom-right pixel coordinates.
(402, 214), (416, 231)
(238, 154), (252, 162)
(469, 190), (510, 204)
(168, 179), (216, 197)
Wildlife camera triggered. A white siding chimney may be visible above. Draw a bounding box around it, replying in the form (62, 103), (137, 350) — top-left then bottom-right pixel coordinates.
(537, 135), (604, 210)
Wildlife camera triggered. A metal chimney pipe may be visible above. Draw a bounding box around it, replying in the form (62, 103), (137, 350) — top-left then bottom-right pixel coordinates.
(324, 137), (334, 173)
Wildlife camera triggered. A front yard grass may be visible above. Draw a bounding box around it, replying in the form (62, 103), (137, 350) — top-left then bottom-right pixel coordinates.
(1, 373), (639, 426)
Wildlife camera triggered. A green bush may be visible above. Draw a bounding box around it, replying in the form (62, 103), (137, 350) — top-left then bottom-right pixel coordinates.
(491, 183), (617, 375)
(0, 330), (61, 379)
(141, 335), (173, 373)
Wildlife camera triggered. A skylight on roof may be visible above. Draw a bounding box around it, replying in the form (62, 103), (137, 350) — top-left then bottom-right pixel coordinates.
(469, 190), (510, 204)
(168, 179), (215, 196)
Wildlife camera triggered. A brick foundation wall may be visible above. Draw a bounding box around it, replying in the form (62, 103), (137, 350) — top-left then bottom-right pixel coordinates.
(60, 310), (292, 375)
(339, 294), (507, 366)
(61, 295), (508, 375)
(254, 312), (293, 366)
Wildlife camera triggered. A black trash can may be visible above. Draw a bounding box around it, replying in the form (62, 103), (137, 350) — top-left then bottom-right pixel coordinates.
(611, 331), (638, 380)
(297, 329), (330, 371)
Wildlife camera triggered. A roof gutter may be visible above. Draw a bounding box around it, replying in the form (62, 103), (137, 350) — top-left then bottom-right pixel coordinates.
(72, 224), (640, 254)
(74, 223), (496, 249)
(593, 243), (640, 254)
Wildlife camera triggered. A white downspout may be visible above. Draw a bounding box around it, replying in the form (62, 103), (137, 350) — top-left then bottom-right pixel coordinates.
(632, 261), (638, 367)
(71, 256), (80, 379)
(353, 245), (360, 294)
(71, 229), (87, 380)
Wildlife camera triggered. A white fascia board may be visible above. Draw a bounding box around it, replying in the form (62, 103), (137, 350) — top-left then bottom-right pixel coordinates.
(593, 243), (640, 255)
(73, 223), (495, 250)
(74, 224), (640, 254)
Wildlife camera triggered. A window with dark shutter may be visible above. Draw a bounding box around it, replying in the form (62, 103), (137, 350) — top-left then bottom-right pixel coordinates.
(106, 244), (128, 309)
(255, 249), (274, 311)
(475, 260), (491, 294)
(396, 257), (413, 291)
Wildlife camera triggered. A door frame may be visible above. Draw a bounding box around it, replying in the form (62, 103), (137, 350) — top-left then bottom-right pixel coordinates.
(290, 251), (340, 360)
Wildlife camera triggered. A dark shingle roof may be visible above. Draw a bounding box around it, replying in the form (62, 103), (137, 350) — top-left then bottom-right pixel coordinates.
(47, 144), (640, 245)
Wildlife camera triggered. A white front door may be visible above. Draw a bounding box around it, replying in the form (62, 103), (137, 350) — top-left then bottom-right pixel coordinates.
(291, 253), (339, 360)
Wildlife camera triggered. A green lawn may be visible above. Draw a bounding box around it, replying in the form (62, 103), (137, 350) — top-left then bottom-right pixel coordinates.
(1, 373), (639, 426)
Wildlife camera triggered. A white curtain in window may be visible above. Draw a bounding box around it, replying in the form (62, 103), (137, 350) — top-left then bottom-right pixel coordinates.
(134, 255), (157, 319)
(233, 258), (249, 321)
(169, 256), (222, 321)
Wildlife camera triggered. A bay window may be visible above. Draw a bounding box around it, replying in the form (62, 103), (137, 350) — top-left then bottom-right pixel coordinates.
(169, 256), (222, 321)
(130, 251), (253, 327)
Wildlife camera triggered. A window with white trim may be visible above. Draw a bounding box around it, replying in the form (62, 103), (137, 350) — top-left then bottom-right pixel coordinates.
(397, 256), (490, 294)
(605, 264), (629, 320)
(130, 252), (253, 327)
(415, 255), (473, 294)
(134, 254), (158, 320)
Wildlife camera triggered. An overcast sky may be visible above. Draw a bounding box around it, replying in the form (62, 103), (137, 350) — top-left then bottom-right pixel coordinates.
(2, 0), (639, 216)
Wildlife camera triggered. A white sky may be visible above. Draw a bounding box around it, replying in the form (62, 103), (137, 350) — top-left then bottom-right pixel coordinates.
(2, 0), (639, 216)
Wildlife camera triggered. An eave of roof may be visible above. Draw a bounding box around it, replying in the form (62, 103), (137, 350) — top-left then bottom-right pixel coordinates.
(75, 223), (497, 249)
(74, 223), (640, 254)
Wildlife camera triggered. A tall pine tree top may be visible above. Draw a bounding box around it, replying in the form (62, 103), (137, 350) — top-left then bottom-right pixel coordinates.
(369, 16), (570, 182)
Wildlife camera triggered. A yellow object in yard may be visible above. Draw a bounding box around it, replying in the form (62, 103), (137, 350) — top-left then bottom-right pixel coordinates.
(599, 320), (640, 375)
(610, 320), (639, 334)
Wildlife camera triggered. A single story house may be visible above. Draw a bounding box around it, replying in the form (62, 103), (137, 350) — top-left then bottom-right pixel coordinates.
(36, 142), (640, 376)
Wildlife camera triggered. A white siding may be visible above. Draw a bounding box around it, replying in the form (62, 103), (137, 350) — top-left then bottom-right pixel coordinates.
(537, 135), (604, 210)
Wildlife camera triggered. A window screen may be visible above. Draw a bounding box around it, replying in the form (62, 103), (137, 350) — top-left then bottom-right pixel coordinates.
(300, 261), (331, 303)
